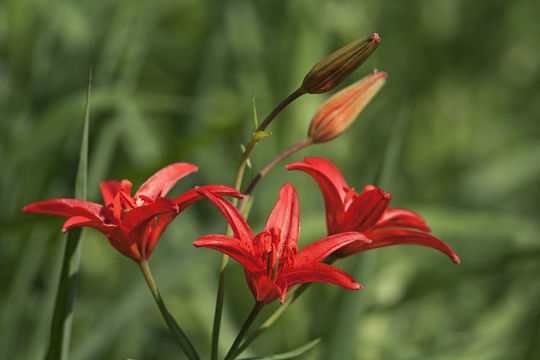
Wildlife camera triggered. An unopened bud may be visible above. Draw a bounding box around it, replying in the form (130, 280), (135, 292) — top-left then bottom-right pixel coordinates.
(301, 33), (381, 94)
(308, 71), (387, 143)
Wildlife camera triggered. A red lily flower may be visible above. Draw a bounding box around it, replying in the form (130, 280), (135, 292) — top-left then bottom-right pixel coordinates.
(286, 157), (460, 263)
(193, 182), (369, 304)
(23, 163), (242, 262)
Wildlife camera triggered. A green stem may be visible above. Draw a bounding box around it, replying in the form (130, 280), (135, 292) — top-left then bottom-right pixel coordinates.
(224, 302), (265, 360)
(236, 257), (336, 354)
(233, 88), (305, 194)
(211, 254), (229, 360)
(236, 285), (308, 355)
(256, 88), (305, 132)
(138, 261), (200, 360)
(239, 138), (313, 213)
(211, 89), (305, 359)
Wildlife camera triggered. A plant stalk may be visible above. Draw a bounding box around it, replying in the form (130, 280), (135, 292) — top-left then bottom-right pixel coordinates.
(224, 302), (265, 360)
(236, 257), (336, 353)
(239, 138), (313, 213)
(138, 260), (200, 360)
(211, 89), (305, 359)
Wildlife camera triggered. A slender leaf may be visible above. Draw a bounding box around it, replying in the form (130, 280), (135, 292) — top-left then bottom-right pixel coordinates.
(238, 338), (321, 360)
(44, 63), (92, 360)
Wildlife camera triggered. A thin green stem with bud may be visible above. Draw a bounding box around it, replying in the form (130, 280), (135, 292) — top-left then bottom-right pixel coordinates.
(211, 88), (305, 360)
(239, 138), (313, 213)
(236, 256), (338, 354)
(138, 261), (200, 360)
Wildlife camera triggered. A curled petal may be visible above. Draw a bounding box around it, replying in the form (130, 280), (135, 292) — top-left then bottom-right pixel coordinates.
(295, 231), (371, 265)
(338, 229), (461, 264)
(247, 273), (280, 304)
(196, 187), (254, 248)
(100, 181), (121, 206)
(193, 235), (262, 272)
(135, 162), (198, 201)
(344, 186), (391, 232)
(145, 212), (176, 256)
(372, 208), (431, 232)
(265, 183), (300, 253)
(122, 201), (177, 229)
(23, 199), (103, 219)
(284, 262), (361, 291)
(287, 157), (348, 234)
(174, 185), (243, 211)
(62, 216), (112, 234)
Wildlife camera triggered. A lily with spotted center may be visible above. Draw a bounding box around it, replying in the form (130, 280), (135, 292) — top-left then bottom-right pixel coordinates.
(194, 182), (368, 304)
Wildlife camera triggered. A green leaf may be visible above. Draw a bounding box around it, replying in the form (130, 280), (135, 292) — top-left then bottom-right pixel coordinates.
(252, 94), (259, 129)
(238, 338), (321, 360)
(252, 130), (272, 143)
(45, 63), (92, 360)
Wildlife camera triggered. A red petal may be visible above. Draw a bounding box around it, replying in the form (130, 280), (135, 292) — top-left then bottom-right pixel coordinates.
(122, 202), (177, 229)
(264, 182), (300, 253)
(135, 163), (198, 201)
(338, 229), (461, 264)
(343, 186), (390, 232)
(196, 187), (254, 248)
(372, 208), (431, 232)
(247, 273), (280, 304)
(283, 262), (361, 290)
(174, 185), (243, 211)
(62, 216), (112, 234)
(294, 231), (371, 265)
(100, 181), (121, 206)
(193, 235), (262, 272)
(23, 199), (103, 219)
(286, 157), (347, 234)
(145, 212), (176, 257)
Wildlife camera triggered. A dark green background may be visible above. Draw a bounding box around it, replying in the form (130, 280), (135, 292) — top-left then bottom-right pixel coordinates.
(1, 0), (539, 359)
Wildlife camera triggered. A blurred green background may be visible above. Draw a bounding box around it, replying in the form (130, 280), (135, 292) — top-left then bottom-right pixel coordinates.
(1, 0), (539, 359)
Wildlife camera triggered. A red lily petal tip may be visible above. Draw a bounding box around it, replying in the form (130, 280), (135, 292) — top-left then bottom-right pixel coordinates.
(451, 254), (461, 264)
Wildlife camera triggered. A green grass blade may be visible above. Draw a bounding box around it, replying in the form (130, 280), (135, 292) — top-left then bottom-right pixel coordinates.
(44, 63), (92, 360)
(238, 338), (321, 360)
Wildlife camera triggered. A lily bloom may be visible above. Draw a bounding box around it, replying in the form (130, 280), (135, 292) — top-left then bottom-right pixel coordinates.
(286, 157), (460, 263)
(23, 163), (242, 262)
(193, 182), (369, 304)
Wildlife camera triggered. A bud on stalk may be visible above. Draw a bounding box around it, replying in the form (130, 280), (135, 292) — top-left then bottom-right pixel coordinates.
(308, 71), (387, 143)
(301, 33), (381, 94)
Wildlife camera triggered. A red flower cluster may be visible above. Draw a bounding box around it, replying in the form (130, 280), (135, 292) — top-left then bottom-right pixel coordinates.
(24, 158), (458, 302)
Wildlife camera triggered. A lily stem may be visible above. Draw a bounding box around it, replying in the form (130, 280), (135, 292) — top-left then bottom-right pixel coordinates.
(236, 257), (337, 353)
(239, 138), (313, 213)
(233, 88), (306, 193)
(211, 254), (229, 360)
(224, 301), (265, 360)
(211, 88), (305, 360)
(138, 260), (200, 360)
(256, 88), (305, 132)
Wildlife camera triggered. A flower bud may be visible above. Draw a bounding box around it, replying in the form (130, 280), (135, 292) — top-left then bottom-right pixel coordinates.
(301, 33), (380, 94)
(308, 71), (387, 143)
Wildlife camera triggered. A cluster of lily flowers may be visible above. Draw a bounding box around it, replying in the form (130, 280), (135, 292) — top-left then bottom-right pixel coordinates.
(24, 33), (459, 360)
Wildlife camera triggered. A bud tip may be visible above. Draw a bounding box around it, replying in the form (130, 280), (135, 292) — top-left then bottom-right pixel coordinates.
(369, 33), (381, 43)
